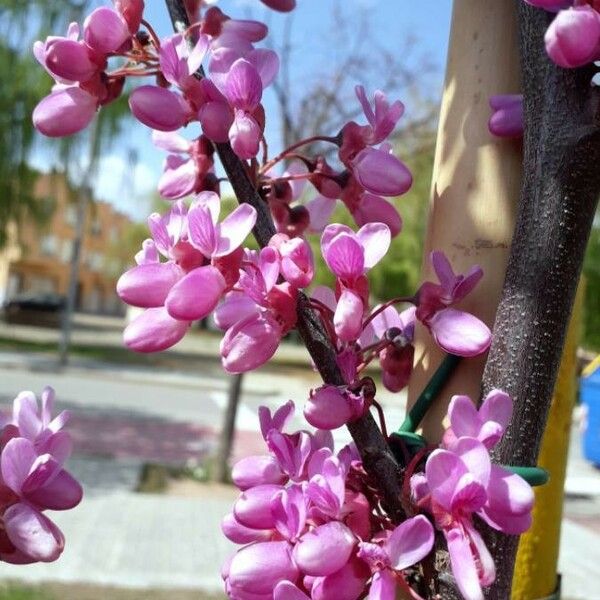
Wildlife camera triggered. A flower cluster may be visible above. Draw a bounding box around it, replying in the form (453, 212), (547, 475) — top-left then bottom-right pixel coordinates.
(223, 401), (434, 600)
(0, 387), (83, 564)
(33, 2), (142, 136)
(525, 0), (600, 68)
(411, 390), (534, 600)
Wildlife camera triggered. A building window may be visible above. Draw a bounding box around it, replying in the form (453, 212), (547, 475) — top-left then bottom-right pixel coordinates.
(40, 235), (58, 257)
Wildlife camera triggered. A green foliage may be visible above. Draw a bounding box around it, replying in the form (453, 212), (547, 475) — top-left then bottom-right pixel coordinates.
(0, 583), (52, 600)
(583, 222), (600, 351)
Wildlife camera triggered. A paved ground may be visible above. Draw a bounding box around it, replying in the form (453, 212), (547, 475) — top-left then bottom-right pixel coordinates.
(0, 332), (599, 598)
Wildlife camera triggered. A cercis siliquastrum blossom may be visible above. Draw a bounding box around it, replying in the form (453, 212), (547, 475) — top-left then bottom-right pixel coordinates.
(410, 391), (534, 600)
(0, 387), (83, 564)
(223, 400), (435, 600)
(523, 1), (600, 69)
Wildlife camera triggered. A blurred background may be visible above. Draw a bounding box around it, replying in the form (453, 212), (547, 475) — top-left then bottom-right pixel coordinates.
(0, 1), (599, 599)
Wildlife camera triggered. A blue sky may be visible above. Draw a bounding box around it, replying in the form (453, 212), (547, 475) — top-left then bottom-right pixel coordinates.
(32, 1), (453, 220)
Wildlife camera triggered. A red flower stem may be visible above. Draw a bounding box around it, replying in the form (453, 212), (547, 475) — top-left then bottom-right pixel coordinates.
(360, 295), (416, 332)
(260, 135), (339, 173)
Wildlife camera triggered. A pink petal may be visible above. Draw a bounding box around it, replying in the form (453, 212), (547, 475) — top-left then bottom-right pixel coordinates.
(446, 526), (484, 600)
(356, 222), (391, 269)
(231, 455), (287, 490)
(214, 291), (259, 330)
(430, 251), (456, 291)
(83, 7), (130, 53)
(453, 437), (491, 487)
(157, 156), (198, 199)
(229, 111), (261, 159)
(224, 59), (262, 111)
(246, 48), (280, 88)
(44, 40), (98, 82)
(320, 224), (354, 255)
(304, 385), (355, 430)
(215, 204), (257, 257)
(220, 312), (281, 373)
(165, 265), (226, 321)
(259, 0), (296, 11)
(334, 288), (364, 342)
(234, 484), (284, 530)
(425, 449), (467, 512)
(259, 400), (294, 439)
(13, 392), (42, 440)
(463, 520), (496, 586)
(221, 512), (272, 544)
(386, 514), (434, 571)
(4, 503), (64, 563)
(228, 541), (298, 596)
(293, 521), (356, 576)
(199, 100), (233, 143)
(428, 308), (491, 357)
(368, 570), (396, 600)
(479, 389), (512, 431)
(306, 195), (336, 233)
(352, 148), (412, 197)
(27, 469), (83, 510)
(1, 438), (38, 494)
(274, 581), (310, 600)
(151, 130), (191, 154)
(123, 307), (190, 353)
(310, 556), (370, 600)
(33, 87), (97, 137)
(324, 233), (364, 279)
(129, 86), (188, 132)
(187, 203), (218, 257)
(117, 262), (183, 308)
(352, 194), (402, 237)
(447, 395), (480, 439)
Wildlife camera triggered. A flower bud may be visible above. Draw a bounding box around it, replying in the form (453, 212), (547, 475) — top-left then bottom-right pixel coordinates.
(545, 6), (600, 68)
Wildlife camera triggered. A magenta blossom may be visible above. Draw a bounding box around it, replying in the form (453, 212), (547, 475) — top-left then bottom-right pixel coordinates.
(354, 85), (405, 146)
(545, 5), (600, 67)
(269, 234), (315, 288)
(321, 223), (391, 342)
(488, 94), (523, 138)
(442, 389), (513, 450)
(413, 438), (533, 600)
(0, 387), (82, 564)
(357, 515), (434, 600)
(152, 131), (216, 200)
(416, 251), (491, 357)
(304, 385), (366, 430)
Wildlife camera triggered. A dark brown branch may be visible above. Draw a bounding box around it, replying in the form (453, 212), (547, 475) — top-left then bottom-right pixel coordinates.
(454, 3), (600, 599)
(165, 0), (405, 523)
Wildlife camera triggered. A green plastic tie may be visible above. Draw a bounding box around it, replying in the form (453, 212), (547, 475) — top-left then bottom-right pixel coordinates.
(397, 354), (461, 433)
(503, 465), (549, 487)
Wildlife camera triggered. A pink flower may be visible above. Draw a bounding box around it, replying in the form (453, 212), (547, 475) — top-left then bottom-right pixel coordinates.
(545, 5), (600, 67)
(488, 94), (523, 138)
(83, 7), (130, 54)
(152, 131), (215, 200)
(304, 385), (365, 430)
(414, 438), (534, 600)
(443, 390), (512, 450)
(354, 85), (405, 146)
(123, 306), (191, 352)
(269, 234), (314, 288)
(114, 0), (145, 34)
(0, 388), (82, 565)
(357, 515), (434, 600)
(416, 251), (491, 357)
(351, 146), (412, 197)
(159, 33), (208, 96)
(321, 223), (390, 342)
(33, 87), (98, 137)
(525, 0), (571, 9)
(129, 85), (190, 131)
